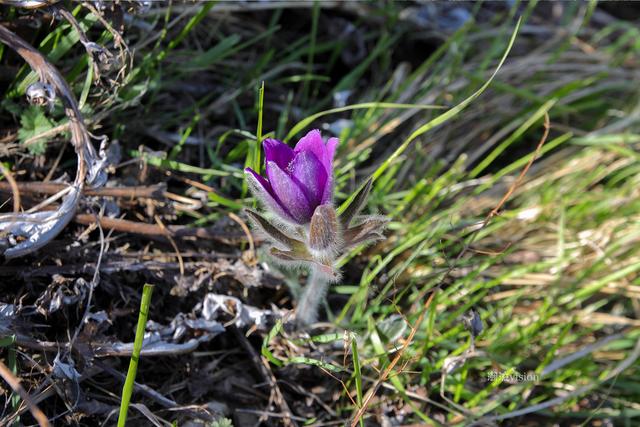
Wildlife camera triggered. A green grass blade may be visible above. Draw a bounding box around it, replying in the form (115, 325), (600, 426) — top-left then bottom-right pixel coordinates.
(255, 81), (265, 172)
(469, 98), (556, 178)
(351, 335), (364, 427)
(339, 17), (523, 212)
(118, 284), (154, 427)
(285, 102), (444, 142)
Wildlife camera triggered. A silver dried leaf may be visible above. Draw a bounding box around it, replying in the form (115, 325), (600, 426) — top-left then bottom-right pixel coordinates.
(1, 0), (53, 7)
(85, 310), (110, 325)
(0, 303), (16, 333)
(147, 312), (224, 342)
(377, 314), (408, 343)
(35, 277), (89, 315)
(323, 118), (353, 136)
(333, 90), (352, 108)
(0, 185), (80, 258)
(26, 81), (55, 109)
(443, 355), (466, 375)
(462, 309), (483, 338)
(137, 0), (152, 13)
(201, 293), (278, 330)
(52, 354), (81, 381)
(84, 137), (109, 187)
(82, 41), (118, 73)
(104, 313), (224, 357)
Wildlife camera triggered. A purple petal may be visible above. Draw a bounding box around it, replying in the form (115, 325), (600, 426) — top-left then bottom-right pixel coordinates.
(321, 180), (333, 204)
(266, 161), (313, 224)
(289, 151), (327, 206)
(263, 139), (294, 170)
(294, 130), (339, 175)
(244, 168), (295, 222)
(320, 138), (339, 203)
(326, 137), (339, 167)
(294, 130), (328, 170)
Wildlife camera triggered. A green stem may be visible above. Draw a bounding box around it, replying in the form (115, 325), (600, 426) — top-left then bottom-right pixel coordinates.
(117, 284), (154, 427)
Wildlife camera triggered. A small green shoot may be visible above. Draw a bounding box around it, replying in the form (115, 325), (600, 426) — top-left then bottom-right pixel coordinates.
(117, 284), (154, 427)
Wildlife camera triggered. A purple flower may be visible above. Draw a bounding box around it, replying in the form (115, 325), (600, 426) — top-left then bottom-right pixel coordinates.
(245, 129), (338, 224)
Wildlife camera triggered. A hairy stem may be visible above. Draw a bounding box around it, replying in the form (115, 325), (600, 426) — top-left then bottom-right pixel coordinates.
(296, 265), (330, 326)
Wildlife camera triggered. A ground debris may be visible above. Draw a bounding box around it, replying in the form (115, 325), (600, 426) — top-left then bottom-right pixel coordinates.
(35, 275), (90, 315)
(201, 293), (281, 330)
(0, 303), (16, 334)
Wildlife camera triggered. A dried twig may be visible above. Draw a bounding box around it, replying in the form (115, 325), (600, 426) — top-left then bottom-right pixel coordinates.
(0, 162), (21, 212)
(0, 359), (51, 427)
(228, 211), (256, 261)
(94, 361), (177, 409)
(57, 9), (100, 77)
(73, 214), (250, 243)
(81, 1), (133, 77)
(154, 214), (185, 277)
(0, 181), (166, 199)
(69, 207), (108, 353)
(350, 292), (436, 426)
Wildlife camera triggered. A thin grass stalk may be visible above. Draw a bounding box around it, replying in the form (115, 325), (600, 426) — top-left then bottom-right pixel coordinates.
(117, 284), (154, 427)
(351, 336), (364, 427)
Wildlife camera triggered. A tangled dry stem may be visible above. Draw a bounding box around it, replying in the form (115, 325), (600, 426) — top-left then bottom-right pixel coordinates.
(0, 24), (107, 258)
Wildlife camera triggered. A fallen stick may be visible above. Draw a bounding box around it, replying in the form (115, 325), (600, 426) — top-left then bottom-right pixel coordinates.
(73, 214), (251, 242)
(0, 182), (166, 199)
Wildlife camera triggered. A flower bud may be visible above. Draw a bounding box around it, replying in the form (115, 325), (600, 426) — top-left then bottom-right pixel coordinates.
(245, 130), (337, 225)
(308, 204), (339, 261)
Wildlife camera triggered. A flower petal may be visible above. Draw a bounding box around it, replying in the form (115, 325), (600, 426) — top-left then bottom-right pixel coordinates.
(244, 168), (295, 222)
(289, 151), (327, 207)
(320, 137), (339, 203)
(263, 139), (294, 170)
(294, 130), (339, 174)
(266, 161), (313, 224)
(325, 137), (339, 167)
(294, 129), (328, 170)
(321, 181), (333, 204)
